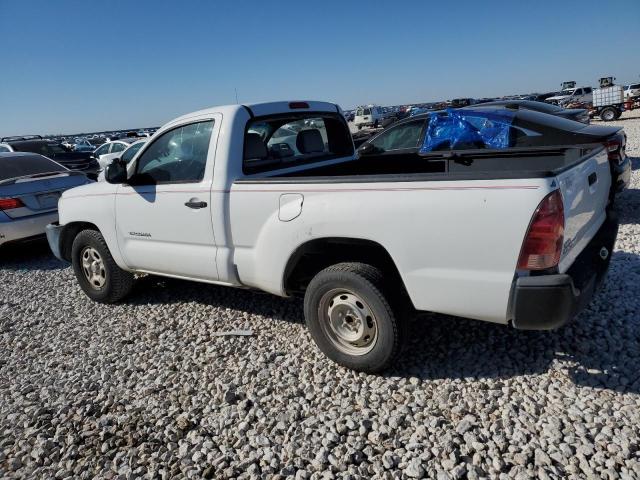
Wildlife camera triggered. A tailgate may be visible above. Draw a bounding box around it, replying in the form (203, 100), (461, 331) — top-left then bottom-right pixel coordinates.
(557, 146), (611, 272)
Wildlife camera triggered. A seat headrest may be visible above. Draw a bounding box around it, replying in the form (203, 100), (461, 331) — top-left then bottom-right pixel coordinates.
(244, 133), (267, 160)
(296, 129), (324, 154)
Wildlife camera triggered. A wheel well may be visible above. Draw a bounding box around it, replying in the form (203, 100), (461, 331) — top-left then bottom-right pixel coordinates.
(283, 238), (407, 297)
(59, 222), (99, 261)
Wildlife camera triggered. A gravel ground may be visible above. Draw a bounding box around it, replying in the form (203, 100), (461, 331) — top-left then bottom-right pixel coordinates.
(1, 112), (640, 479)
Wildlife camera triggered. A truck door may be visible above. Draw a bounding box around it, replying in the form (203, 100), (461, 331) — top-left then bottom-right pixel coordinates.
(114, 116), (220, 280)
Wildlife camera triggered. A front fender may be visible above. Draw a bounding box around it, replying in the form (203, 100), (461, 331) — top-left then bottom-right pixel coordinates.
(57, 183), (129, 270)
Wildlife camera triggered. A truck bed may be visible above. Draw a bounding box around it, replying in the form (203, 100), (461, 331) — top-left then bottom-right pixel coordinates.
(243, 145), (602, 183)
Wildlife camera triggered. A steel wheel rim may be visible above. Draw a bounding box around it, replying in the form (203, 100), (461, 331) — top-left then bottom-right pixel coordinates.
(603, 110), (614, 121)
(319, 289), (378, 356)
(81, 246), (106, 289)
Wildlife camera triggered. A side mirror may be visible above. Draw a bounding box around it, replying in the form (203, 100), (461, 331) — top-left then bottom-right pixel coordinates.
(105, 158), (128, 184)
(358, 142), (377, 156)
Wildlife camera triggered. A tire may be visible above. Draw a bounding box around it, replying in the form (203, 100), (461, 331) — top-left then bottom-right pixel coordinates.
(71, 229), (134, 303)
(600, 107), (617, 122)
(304, 262), (403, 373)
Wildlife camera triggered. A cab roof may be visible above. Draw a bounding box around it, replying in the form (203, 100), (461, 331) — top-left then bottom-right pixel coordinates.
(170, 101), (340, 124)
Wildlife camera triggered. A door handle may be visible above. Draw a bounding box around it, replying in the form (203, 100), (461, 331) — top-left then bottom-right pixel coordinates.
(184, 200), (207, 209)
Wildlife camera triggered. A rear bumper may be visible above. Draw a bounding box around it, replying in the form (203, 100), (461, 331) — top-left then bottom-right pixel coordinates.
(612, 157), (631, 193)
(45, 222), (65, 261)
(511, 211), (618, 330)
(0, 211), (59, 247)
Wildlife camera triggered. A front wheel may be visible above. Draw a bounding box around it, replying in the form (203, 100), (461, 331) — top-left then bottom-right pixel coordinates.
(304, 262), (403, 372)
(71, 229), (134, 303)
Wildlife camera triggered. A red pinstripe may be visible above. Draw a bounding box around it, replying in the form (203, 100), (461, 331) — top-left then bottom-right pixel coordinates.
(64, 184), (539, 199)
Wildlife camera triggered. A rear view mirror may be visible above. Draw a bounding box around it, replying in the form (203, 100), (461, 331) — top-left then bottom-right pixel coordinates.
(105, 158), (127, 184)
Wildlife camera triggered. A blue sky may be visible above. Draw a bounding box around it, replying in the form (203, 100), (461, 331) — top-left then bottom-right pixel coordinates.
(1, 0), (639, 135)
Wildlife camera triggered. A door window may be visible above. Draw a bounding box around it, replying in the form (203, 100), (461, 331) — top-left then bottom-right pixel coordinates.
(134, 120), (214, 184)
(110, 143), (126, 153)
(369, 120), (425, 152)
(94, 144), (110, 156)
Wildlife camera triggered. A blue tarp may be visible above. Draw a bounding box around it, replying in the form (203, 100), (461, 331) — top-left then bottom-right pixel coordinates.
(420, 109), (515, 153)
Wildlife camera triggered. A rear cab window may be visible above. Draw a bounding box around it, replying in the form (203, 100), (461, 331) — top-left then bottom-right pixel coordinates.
(243, 112), (353, 174)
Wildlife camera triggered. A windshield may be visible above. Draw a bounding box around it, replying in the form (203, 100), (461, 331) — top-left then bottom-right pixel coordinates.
(520, 101), (561, 113)
(47, 144), (67, 154)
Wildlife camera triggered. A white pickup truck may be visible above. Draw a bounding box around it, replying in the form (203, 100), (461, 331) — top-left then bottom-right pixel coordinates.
(47, 101), (621, 372)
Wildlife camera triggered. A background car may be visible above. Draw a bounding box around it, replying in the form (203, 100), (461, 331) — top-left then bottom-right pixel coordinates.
(97, 139), (148, 181)
(545, 86), (593, 106)
(354, 105), (384, 130)
(357, 105), (629, 193)
(464, 99), (590, 123)
(72, 137), (94, 152)
(0, 136), (99, 178)
(449, 98), (476, 108)
(624, 83), (640, 100)
(0, 152), (90, 247)
(92, 139), (139, 169)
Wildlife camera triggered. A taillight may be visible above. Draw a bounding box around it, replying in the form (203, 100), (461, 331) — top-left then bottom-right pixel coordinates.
(517, 190), (564, 270)
(606, 136), (624, 165)
(0, 198), (24, 210)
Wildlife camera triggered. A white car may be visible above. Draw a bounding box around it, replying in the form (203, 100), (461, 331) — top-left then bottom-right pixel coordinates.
(96, 139), (148, 181)
(546, 87), (593, 106)
(46, 100), (619, 372)
(624, 83), (640, 100)
(354, 105), (384, 130)
(92, 139), (139, 170)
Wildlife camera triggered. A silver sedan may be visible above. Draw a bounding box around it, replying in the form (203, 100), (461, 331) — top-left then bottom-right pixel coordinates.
(0, 152), (90, 247)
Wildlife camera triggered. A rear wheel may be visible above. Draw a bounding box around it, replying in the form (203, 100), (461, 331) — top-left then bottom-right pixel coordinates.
(304, 262), (403, 372)
(600, 107), (617, 121)
(71, 229), (134, 303)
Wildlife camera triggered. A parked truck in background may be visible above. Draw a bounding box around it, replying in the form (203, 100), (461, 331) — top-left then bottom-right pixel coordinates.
(354, 105), (384, 130)
(591, 78), (628, 121)
(46, 100), (622, 372)
(545, 86), (593, 106)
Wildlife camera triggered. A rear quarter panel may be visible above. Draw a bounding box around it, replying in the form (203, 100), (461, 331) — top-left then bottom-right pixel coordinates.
(230, 178), (554, 323)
